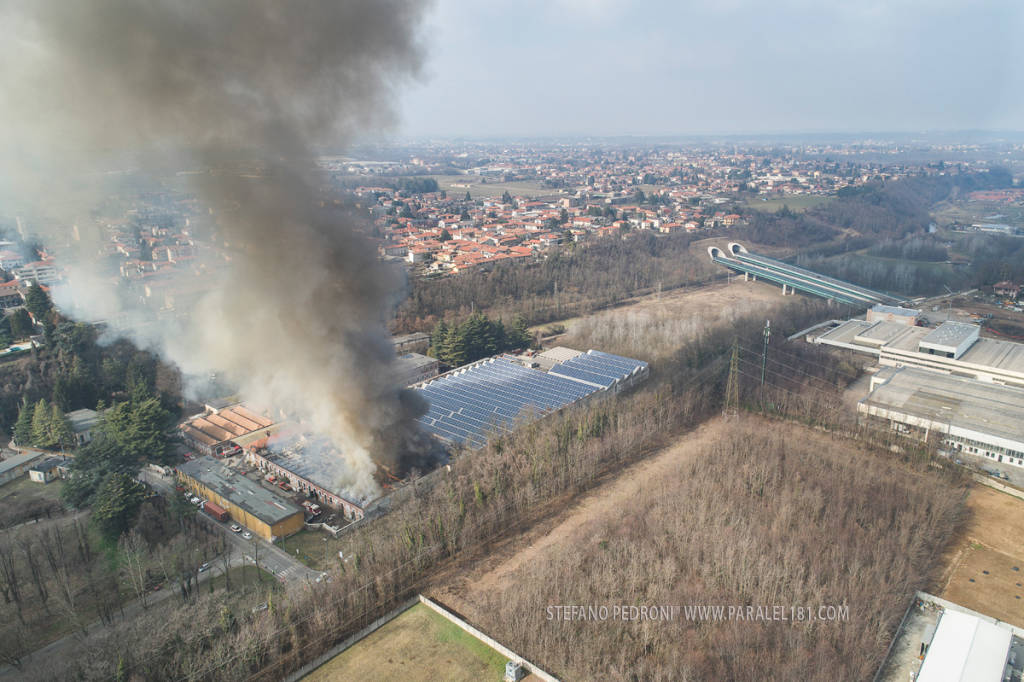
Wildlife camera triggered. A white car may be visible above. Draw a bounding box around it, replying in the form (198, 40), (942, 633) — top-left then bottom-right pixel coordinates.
(198, 562), (210, 573)
(241, 531), (253, 540)
(229, 523), (242, 533)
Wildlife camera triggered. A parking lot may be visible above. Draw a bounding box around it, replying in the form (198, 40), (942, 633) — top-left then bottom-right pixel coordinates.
(946, 450), (1024, 488)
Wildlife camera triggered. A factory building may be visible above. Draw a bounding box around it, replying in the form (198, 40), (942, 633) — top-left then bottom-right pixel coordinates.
(813, 319), (1024, 389)
(918, 608), (1016, 682)
(392, 332), (430, 354)
(177, 456), (304, 541)
(181, 402), (278, 457)
(866, 304), (920, 326)
(414, 348), (649, 448)
(858, 367), (1024, 467)
(243, 431), (366, 520)
(396, 352), (440, 386)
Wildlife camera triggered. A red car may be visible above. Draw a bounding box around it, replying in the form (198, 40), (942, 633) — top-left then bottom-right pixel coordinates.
(277, 481), (292, 492)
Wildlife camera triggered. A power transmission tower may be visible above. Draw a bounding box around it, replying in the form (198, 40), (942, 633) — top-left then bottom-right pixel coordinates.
(723, 339), (740, 419)
(760, 320), (771, 387)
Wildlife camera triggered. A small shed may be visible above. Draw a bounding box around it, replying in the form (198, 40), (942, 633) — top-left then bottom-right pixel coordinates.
(28, 456), (66, 484)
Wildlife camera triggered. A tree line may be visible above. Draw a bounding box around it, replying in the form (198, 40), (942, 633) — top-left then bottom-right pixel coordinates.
(394, 230), (718, 333)
(11, 398), (73, 450)
(427, 312), (533, 367)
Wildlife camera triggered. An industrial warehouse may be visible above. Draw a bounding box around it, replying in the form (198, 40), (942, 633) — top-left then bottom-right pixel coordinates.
(181, 402), (278, 456)
(858, 367), (1024, 468)
(413, 348), (649, 447)
(177, 456), (305, 541)
(813, 313), (1024, 388)
(879, 593), (1024, 682)
(243, 431), (367, 521)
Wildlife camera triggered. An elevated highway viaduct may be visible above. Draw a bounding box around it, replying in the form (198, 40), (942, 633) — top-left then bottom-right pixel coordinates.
(709, 242), (908, 307)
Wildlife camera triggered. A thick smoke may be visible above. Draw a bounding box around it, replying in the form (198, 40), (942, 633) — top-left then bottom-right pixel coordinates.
(0, 1), (435, 501)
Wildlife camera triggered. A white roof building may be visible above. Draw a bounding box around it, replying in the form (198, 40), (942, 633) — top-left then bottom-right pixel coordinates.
(813, 319), (1024, 389)
(918, 609), (1013, 682)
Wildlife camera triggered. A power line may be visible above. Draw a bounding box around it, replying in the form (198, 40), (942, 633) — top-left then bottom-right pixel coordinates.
(736, 357), (846, 404)
(737, 343), (849, 394)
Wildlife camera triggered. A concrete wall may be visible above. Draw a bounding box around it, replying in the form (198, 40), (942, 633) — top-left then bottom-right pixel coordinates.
(282, 597), (420, 682)
(418, 595), (559, 682)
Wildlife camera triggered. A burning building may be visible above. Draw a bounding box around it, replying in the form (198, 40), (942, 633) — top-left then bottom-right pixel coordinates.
(181, 402), (279, 457)
(243, 430), (366, 521)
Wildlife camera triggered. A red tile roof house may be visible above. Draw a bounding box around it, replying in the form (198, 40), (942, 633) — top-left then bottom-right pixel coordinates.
(993, 281), (1020, 299)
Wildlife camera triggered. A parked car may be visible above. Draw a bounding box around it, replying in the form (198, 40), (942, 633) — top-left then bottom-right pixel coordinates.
(229, 523), (242, 533)
(198, 562), (211, 573)
(277, 481), (291, 492)
(242, 531), (253, 540)
(191, 496), (202, 505)
(251, 602), (268, 613)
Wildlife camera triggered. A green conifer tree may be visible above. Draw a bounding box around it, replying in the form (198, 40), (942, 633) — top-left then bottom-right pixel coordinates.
(12, 401), (34, 446)
(31, 398), (53, 447)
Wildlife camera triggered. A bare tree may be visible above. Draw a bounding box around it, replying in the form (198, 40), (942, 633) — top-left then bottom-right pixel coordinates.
(119, 529), (149, 610)
(220, 540), (233, 592)
(20, 533), (50, 615)
(0, 535), (24, 624)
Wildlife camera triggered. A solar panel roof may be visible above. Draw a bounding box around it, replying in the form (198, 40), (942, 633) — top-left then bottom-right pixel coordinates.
(413, 351), (647, 448)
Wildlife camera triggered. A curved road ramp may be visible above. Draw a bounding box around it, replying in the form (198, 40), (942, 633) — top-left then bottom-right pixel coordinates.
(709, 242), (906, 306)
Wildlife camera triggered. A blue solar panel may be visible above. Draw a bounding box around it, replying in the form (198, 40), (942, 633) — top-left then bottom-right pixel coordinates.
(415, 351), (644, 448)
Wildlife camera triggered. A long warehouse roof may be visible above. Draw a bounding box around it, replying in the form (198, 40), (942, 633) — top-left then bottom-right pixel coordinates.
(414, 351), (647, 447)
(861, 367), (1024, 445)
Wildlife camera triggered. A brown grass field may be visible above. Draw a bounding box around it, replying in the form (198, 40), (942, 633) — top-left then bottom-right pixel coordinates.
(551, 278), (801, 360)
(940, 486), (1024, 627)
(302, 603), (509, 682)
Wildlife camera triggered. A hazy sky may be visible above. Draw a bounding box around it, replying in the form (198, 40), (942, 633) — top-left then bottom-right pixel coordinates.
(397, 0), (1024, 137)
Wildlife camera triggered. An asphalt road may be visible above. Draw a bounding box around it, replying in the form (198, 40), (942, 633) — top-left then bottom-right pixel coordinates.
(0, 472), (324, 678)
(0, 549), (247, 679)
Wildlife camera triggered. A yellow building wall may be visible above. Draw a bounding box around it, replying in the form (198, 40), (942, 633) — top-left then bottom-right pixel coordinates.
(271, 512), (305, 539)
(178, 472), (302, 542)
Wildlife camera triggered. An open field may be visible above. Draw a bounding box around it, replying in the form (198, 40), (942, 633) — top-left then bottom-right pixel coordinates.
(932, 200), (1024, 229)
(0, 475), (68, 529)
(426, 174), (566, 200)
(0, 475), (64, 505)
(278, 528), (345, 572)
(207, 565), (279, 593)
(302, 602), (508, 682)
(745, 195), (831, 212)
(940, 486), (1024, 627)
(552, 278), (808, 360)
